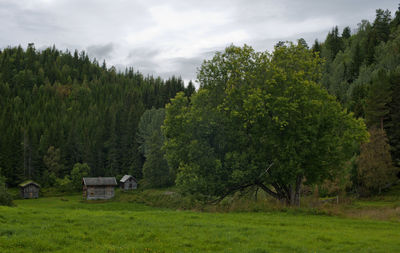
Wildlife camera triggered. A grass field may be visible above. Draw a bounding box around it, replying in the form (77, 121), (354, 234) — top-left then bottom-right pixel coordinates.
(0, 193), (399, 252)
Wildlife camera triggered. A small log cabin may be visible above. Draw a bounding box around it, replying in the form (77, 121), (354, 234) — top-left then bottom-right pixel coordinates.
(119, 175), (137, 190)
(19, 181), (40, 199)
(82, 177), (117, 200)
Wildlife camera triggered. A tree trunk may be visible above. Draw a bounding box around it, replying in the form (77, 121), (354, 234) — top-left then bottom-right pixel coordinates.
(289, 185), (295, 206)
(254, 187), (259, 201)
(287, 175), (302, 206)
(257, 176), (302, 207)
(294, 175), (302, 207)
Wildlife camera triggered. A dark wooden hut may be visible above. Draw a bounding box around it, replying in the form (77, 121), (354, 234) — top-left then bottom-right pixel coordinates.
(19, 181), (40, 199)
(119, 175), (137, 190)
(82, 177), (117, 200)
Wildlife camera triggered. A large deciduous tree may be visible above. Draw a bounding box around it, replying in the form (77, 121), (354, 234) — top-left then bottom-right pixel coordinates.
(164, 43), (368, 205)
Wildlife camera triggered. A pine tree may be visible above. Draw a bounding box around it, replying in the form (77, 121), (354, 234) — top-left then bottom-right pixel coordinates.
(365, 69), (391, 129)
(390, 4), (400, 31)
(351, 42), (362, 79)
(185, 80), (196, 97)
(388, 69), (400, 166)
(311, 39), (321, 55)
(324, 26), (344, 61)
(342, 26), (351, 40)
(374, 9), (392, 43)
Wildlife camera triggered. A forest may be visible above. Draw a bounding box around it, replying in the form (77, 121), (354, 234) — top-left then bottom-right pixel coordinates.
(0, 44), (195, 188)
(1, 5), (400, 203)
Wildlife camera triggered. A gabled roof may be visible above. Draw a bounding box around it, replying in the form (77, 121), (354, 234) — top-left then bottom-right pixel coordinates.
(19, 180), (40, 188)
(120, 175), (137, 183)
(83, 177), (117, 186)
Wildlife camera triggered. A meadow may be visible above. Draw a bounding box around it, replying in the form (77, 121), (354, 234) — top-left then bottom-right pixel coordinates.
(0, 192), (399, 253)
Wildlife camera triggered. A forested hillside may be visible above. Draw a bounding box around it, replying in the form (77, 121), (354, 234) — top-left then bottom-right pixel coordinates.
(314, 7), (400, 168)
(0, 44), (195, 186)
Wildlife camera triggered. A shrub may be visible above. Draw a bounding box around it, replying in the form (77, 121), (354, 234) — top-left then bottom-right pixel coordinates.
(0, 170), (13, 206)
(0, 185), (13, 206)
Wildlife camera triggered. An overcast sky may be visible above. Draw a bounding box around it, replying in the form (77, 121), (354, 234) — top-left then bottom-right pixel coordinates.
(1, 0), (398, 84)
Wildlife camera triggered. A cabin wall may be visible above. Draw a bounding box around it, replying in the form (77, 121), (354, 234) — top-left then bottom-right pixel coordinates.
(86, 186), (115, 200)
(21, 185), (39, 199)
(123, 180), (137, 190)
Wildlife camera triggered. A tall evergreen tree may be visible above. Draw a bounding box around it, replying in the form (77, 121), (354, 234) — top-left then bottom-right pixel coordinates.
(365, 69), (391, 129)
(342, 26), (351, 40)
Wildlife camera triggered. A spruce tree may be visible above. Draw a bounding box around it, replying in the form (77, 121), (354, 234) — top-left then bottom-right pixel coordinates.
(365, 69), (391, 129)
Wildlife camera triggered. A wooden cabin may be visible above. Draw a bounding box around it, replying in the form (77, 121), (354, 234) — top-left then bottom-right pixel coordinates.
(82, 177), (117, 200)
(119, 175), (137, 190)
(19, 181), (40, 199)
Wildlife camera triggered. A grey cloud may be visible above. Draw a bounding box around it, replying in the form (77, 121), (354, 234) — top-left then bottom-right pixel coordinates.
(165, 57), (202, 80)
(13, 10), (60, 33)
(125, 48), (162, 73)
(128, 48), (161, 59)
(0, 0), (398, 82)
(87, 43), (115, 61)
(160, 50), (219, 81)
(0, 2), (63, 47)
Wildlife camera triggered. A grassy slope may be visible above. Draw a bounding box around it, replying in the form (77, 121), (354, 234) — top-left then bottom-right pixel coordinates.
(0, 195), (399, 252)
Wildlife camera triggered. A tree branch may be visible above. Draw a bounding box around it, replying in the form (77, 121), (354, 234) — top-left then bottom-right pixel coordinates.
(208, 182), (256, 204)
(256, 182), (280, 199)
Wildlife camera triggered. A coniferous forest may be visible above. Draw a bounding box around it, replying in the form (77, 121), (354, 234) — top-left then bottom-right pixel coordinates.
(311, 6), (400, 195)
(0, 44), (195, 187)
(316, 7), (400, 167)
(0, 5), (400, 199)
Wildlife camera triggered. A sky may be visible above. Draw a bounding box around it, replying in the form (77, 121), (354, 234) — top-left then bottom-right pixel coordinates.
(1, 0), (398, 84)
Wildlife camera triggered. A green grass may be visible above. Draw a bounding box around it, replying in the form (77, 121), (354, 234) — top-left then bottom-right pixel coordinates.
(0, 194), (399, 252)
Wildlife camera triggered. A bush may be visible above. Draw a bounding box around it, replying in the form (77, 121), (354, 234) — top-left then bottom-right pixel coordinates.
(0, 185), (13, 206)
(55, 176), (72, 192)
(0, 171), (13, 206)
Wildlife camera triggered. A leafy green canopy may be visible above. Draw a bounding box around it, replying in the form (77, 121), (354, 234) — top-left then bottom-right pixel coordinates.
(163, 43), (367, 203)
(70, 163), (90, 191)
(137, 108), (172, 187)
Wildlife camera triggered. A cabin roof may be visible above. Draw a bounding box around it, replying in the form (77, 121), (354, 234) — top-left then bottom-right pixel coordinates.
(19, 180), (40, 188)
(83, 177), (117, 186)
(120, 175), (137, 183)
